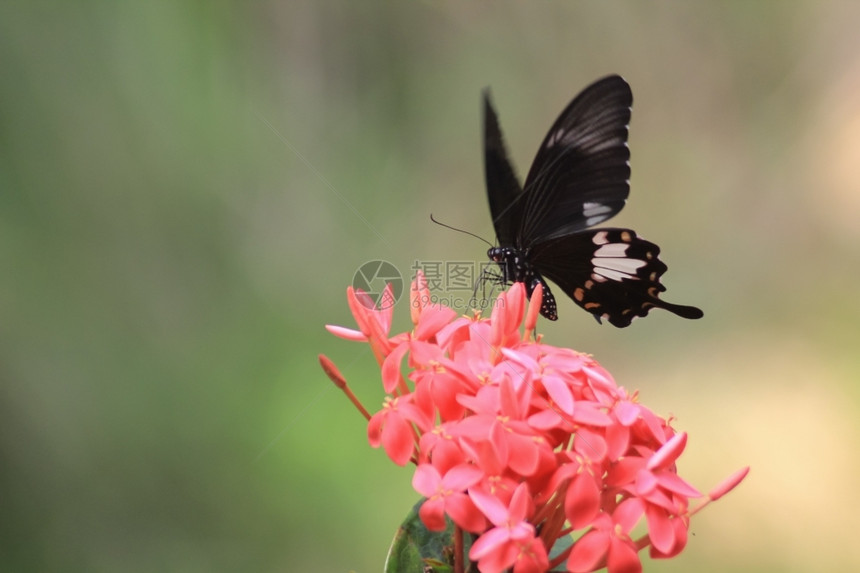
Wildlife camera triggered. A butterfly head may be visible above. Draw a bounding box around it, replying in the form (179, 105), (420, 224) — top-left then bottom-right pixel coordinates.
(487, 246), (505, 262)
(487, 246), (534, 288)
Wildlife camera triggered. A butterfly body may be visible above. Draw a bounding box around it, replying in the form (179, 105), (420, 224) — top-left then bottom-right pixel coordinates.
(488, 245), (559, 320)
(483, 75), (703, 327)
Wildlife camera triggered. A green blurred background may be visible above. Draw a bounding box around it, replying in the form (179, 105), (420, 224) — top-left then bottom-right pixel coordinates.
(2, 2), (859, 571)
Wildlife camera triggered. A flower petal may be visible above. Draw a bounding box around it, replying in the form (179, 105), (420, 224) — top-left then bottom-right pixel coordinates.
(380, 412), (414, 466)
(442, 464), (485, 491)
(381, 342), (409, 393)
(412, 463), (441, 497)
(446, 492), (487, 533)
(324, 324), (368, 341)
(709, 466), (750, 501)
(614, 498), (645, 533)
(513, 537), (549, 573)
(525, 282), (543, 334)
(607, 534), (642, 573)
(469, 486), (510, 526)
(414, 304), (457, 340)
(418, 496), (448, 531)
(568, 529), (610, 573)
(469, 525), (512, 560)
(565, 472), (601, 529)
(541, 373), (575, 415)
(645, 505), (676, 554)
(655, 472), (702, 499)
(647, 431), (687, 471)
(507, 482), (533, 523)
(613, 400), (640, 426)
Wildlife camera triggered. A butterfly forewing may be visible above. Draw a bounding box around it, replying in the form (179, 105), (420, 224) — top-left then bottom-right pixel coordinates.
(483, 90), (524, 247)
(519, 75), (632, 245)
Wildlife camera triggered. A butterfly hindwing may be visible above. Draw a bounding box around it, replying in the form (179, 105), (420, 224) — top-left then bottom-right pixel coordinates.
(530, 228), (704, 327)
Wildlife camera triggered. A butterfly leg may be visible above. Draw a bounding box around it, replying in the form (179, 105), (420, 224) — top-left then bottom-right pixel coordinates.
(474, 265), (506, 316)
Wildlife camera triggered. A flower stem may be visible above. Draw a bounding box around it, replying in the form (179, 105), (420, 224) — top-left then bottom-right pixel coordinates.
(453, 524), (464, 573)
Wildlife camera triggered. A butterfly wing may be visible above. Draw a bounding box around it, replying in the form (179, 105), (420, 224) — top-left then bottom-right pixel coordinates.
(483, 89), (525, 247)
(530, 228), (704, 327)
(518, 75), (633, 246)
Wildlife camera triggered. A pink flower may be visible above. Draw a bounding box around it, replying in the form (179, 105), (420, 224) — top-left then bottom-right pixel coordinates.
(542, 450), (602, 530)
(367, 392), (433, 466)
(454, 380), (547, 477)
(323, 271), (748, 572)
(568, 498), (645, 573)
(413, 462), (486, 533)
(623, 433), (702, 555)
(469, 483), (549, 573)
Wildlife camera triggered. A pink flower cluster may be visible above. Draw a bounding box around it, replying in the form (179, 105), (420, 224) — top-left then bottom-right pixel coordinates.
(323, 273), (747, 573)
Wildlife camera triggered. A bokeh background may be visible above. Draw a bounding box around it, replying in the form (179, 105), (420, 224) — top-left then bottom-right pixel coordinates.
(2, 2), (859, 571)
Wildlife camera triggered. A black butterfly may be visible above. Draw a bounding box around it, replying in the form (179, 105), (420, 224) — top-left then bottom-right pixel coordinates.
(483, 75), (703, 327)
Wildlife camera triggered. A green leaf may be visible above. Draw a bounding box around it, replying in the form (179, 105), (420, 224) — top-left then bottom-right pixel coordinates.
(384, 498), (575, 572)
(384, 499), (474, 573)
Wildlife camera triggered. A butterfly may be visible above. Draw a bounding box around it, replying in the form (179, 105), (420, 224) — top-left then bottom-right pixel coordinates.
(483, 75), (703, 327)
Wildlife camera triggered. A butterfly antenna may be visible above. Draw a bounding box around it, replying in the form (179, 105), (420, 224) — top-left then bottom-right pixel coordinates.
(429, 214), (494, 248)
